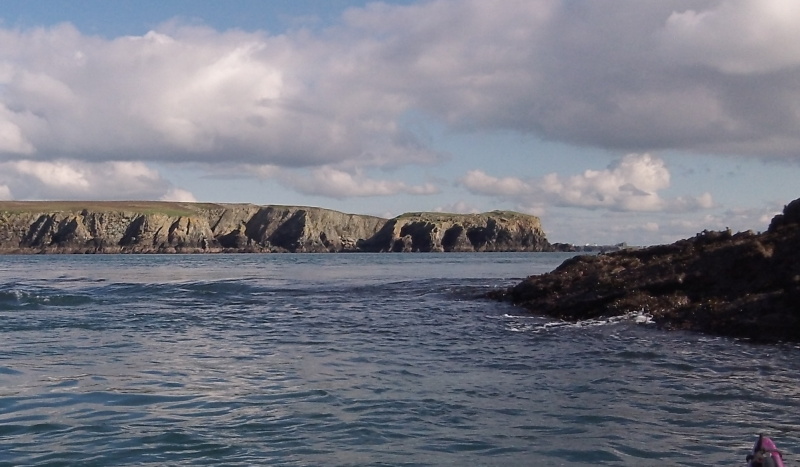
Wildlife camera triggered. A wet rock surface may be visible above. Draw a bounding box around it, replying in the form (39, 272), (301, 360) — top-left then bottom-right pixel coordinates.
(492, 199), (800, 343)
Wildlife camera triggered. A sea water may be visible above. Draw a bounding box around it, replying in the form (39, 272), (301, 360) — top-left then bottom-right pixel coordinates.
(0, 253), (798, 466)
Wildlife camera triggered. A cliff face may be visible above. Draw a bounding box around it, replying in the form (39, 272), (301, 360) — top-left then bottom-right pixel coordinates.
(357, 211), (549, 252)
(0, 202), (549, 254)
(492, 198), (800, 343)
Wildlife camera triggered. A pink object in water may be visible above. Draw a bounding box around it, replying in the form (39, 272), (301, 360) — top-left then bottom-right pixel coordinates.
(748, 434), (785, 467)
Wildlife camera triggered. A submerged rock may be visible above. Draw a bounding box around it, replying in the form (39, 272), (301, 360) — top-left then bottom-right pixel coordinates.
(0, 201), (550, 254)
(493, 199), (800, 343)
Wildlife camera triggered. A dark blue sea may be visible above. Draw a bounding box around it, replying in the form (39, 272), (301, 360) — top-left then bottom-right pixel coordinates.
(1, 253), (798, 466)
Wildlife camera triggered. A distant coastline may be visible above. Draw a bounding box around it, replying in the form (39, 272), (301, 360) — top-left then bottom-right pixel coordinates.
(0, 201), (550, 254)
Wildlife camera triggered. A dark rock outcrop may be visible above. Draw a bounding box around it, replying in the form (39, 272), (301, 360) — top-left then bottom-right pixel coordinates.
(492, 199), (800, 343)
(0, 201), (549, 254)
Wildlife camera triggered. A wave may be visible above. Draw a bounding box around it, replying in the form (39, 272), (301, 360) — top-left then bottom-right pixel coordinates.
(0, 289), (94, 311)
(502, 310), (655, 334)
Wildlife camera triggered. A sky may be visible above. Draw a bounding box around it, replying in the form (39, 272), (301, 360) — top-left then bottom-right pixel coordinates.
(0, 0), (799, 246)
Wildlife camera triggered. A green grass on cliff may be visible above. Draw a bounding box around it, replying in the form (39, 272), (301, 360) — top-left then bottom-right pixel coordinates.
(396, 210), (533, 220)
(0, 201), (226, 217)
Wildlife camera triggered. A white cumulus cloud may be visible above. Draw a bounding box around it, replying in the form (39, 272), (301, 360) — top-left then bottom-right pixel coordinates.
(0, 0), (797, 205)
(461, 153), (714, 212)
(0, 118), (34, 154)
(0, 159), (194, 201)
(434, 201), (481, 215)
(161, 187), (198, 203)
(661, 0), (800, 74)
(9, 159), (90, 190)
(0, 0), (798, 172)
(279, 166), (439, 198)
(0, 21), (444, 169)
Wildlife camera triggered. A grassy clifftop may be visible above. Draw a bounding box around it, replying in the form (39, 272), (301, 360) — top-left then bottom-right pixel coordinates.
(0, 201), (228, 217)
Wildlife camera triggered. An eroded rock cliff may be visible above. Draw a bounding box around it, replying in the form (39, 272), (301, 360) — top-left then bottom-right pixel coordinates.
(357, 211), (549, 252)
(0, 201), (549, 254)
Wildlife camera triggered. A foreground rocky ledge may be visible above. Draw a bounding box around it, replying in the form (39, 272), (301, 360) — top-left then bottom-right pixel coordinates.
(0, 201), (549, 254)
(491, 199), (800, 343)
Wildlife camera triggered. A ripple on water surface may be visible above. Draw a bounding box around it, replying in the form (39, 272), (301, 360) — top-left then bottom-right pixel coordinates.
(0, 253), (799, 466)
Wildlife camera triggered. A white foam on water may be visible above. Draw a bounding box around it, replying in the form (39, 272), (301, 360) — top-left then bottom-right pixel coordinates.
(503, 309), (654, 333)
(501, 313), (540, 320)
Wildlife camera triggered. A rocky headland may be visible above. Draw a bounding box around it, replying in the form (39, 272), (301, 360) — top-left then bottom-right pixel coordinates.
(491, 198), (800, 343)
(0, 201), (549, 254)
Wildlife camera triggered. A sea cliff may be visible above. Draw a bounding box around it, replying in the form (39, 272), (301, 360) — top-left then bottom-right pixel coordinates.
(0, 201), (550, 254)
(492, 198), (800, 343)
